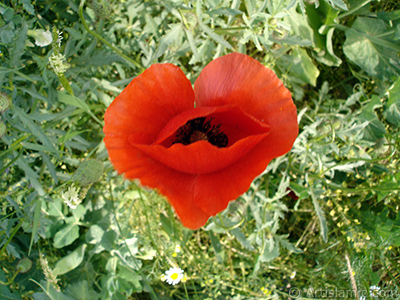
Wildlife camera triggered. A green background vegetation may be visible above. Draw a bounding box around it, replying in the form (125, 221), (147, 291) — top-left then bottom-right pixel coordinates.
(1, 0), (399, 299)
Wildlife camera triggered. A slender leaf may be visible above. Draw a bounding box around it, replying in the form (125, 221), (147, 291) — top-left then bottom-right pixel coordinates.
(12, 106), (58, 155)
(28, 199), (42, 255)
(309, 186), (328, 242)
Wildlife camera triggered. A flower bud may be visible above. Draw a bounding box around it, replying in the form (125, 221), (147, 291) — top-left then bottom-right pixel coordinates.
(71, 159), (104, 186)
(16, 258), (33, 274)
(0, 93), (11, 114)
(91, 0), (112, 20)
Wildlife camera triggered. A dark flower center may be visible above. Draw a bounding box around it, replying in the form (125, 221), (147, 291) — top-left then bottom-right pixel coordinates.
(173, 117), (228, 148)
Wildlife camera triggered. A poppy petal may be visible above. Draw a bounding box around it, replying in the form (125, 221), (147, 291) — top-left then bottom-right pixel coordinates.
(193, 140), (274, 216)
(131, 133), (267, 175)
(106, 146), (210, 229)
(194, 52), (298, 158)
(103, 63), (195, 145)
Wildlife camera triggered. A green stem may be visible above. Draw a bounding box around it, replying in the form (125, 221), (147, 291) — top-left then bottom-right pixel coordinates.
(183, 282), (190, 300)
(0, 270), (20, 285)
(0, 221), (23, 257)
(337, 0), (372, 20)
(58, 73), (74, 96)
(79, 0), (144, 70)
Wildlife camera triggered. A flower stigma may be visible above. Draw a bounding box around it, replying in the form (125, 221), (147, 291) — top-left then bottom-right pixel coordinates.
(173, 117), (228, 147)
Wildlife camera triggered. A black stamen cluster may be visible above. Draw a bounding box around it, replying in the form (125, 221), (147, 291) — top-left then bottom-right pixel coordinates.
(173, 117), (228, 148)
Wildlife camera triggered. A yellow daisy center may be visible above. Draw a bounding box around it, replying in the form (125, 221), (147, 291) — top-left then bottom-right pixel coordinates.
(170, 273), (179, 280)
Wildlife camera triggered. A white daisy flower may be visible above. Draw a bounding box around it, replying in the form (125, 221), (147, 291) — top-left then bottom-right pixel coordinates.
(369, 285), (380, 297)
(164, 267), (184, 285)
(61, 185), (81, 209)
(290, 271), (296, 279)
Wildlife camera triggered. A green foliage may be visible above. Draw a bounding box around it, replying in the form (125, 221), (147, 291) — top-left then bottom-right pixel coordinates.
(0, 0), (400, 299)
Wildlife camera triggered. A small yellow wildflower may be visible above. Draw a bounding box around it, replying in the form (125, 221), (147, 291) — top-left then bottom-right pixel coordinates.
(261, 287), (272, 295)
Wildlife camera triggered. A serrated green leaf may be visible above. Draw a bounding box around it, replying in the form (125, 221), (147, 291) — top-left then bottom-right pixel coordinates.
(276, 235), (303, 253)
(230, 228), (254, 251)
(53, 244), (87, 276)
(310, 188), (328, 242)
(15, 156), (45, 196)
(260, 238), (280, 262)
(53, 223), (80, 248)
(199, 22), (234, 50)
(184, 29), (200, 62)
(208, 7), (242, 17)
(21, 141), (60, 154)
(41, 152), (58, 184)
(153, 24), (183, 60)
(13, 106), (58, 155)
(11, 18), (27, 67)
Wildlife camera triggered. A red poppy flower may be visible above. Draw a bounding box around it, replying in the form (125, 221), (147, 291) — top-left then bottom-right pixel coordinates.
(103, 53), (298, 229)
